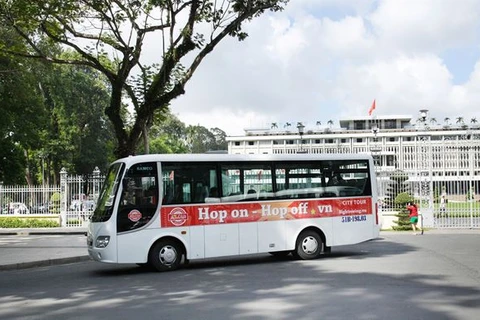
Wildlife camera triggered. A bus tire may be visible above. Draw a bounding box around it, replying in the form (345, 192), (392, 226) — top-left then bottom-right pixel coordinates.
(293, 230), (322, 260)
(149, 239), (183, 272)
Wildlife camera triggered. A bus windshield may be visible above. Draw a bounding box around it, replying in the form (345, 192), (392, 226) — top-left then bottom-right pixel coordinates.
(91, 162), (124, 222)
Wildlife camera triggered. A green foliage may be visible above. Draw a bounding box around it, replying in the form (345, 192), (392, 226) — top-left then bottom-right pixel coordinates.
(0, 0), (289, 158)
(392, 208), (412, 231)
(0, 34), (114, 182)
(0, 42), (46, 183)
(50, 192), (61, 214)
(392, 192), (414, 231)
(0, 217), (59, 228)
(395, 192), (413, 206)
(141, 110), (226, 154)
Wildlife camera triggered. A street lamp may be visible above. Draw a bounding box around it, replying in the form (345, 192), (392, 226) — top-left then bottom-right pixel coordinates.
(419, 109), (429, 124)
(370, 125), (381, 168)
(297, 122), (306, 153)
(417, 109), (431, 231)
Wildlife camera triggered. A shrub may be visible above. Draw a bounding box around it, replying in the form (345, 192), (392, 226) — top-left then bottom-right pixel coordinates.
(50, 192), (61, 214)
(0, 217), (59, 228)
(392, 192), (414, 231)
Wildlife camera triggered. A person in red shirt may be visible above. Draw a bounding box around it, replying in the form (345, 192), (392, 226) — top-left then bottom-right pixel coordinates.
(406, 202), (422, 235)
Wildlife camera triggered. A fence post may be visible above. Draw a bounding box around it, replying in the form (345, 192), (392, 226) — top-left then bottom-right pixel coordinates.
(0, 181), (3, 214)
(93, 166), (101, 202)
(60, 168), (68, 227)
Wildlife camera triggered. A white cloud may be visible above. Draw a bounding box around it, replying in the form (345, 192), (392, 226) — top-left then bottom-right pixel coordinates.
(370, 0), (480, 53)
(167, 0), (480, 135)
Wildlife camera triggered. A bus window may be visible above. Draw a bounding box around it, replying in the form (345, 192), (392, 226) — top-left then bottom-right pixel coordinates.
(275, 162), (323, 199)
(220, 163), (273, 201)
(162, 163), (218, 205)
(117, 162), (158, 232)
(91, 162), (124, 223)
(274, 160), (370, 199)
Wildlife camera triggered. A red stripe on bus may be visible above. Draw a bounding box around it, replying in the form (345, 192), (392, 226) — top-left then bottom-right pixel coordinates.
(161, 197), (373, 227)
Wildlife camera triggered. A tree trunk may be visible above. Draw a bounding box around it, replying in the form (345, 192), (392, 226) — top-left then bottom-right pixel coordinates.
(143, 125), (150, 154)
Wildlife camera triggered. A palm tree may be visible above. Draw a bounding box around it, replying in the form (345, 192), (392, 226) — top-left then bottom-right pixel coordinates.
(471, 117), (478, 124)
(284, 122), (291, 129)
(316, 121), (321, 126)
(271, 123), (278, 129)
(327, 120), (334, 128)
(429, 118), (437, 125)
(444, 117), (450, 125)
(456, 117), (464, 125)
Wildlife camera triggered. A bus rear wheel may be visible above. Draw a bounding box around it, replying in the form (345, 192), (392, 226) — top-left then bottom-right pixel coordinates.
(293, 230), (323, 260)
(149, 239), (183, 272)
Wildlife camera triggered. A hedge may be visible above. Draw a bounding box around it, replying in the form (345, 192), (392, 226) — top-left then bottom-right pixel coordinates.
(0, 217), (59, 228)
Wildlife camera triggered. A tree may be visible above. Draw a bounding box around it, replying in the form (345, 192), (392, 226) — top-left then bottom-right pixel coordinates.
(456, 117), (465, 125)
(143, 110), (188, 154)
(1, 34), (114, 183)
(209, 127), (227, 150)
(0, 38), (47, 184)
(0, 0), (289, 158)
(392, 192), (413, 231)
(327, 120), (334, 128)
(36, 61), (115, 177)
(186, 125), (216, 153)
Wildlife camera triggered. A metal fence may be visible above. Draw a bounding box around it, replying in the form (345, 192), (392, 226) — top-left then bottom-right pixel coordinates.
(0, 167), (104, 228)
(0, 185), (61, 215)
(2, 162), (479, 229)
(377, 170), (480, 229)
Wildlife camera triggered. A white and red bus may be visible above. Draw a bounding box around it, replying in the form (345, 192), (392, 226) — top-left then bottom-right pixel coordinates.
(87, 153), (380, 271)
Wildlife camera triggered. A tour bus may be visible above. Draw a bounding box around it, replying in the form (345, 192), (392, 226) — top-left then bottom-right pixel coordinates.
(87, 153), (380, 271)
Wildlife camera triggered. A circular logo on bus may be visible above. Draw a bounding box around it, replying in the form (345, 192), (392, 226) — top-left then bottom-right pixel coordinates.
(128, 209), (142, 222)
(168, 207), (188, 226)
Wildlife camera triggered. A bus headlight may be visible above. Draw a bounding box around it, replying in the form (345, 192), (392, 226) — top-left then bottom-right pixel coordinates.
(95, 236), (110, 248)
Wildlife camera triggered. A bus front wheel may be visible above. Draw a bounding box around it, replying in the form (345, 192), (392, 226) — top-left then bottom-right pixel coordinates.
(293, 230), (322, 260)
(149, 239), (183, 272)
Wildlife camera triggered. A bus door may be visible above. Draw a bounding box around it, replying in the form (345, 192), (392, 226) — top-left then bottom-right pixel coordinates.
(116, 162), (159, 263)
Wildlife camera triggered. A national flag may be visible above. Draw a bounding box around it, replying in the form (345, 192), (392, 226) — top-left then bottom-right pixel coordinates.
(368, 99), (376, 116)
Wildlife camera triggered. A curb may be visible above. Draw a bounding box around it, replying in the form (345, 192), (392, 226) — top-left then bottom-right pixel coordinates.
(0, 255), (91, 271)
(0, 231), (87, 236)
(0, 228), (87, 236)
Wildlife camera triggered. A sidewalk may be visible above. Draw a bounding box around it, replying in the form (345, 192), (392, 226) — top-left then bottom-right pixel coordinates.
(0, 227), (90, 271)
(0, 227), (88, 236)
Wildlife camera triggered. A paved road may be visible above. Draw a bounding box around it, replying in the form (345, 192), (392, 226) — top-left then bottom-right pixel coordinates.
(0, 231), (479, 320)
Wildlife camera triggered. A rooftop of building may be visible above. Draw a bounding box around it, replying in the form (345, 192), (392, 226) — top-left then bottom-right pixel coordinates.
(230, 114), (479, 138)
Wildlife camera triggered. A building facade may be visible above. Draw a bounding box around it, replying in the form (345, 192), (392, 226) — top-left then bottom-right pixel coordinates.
(226, 114), (480, 228)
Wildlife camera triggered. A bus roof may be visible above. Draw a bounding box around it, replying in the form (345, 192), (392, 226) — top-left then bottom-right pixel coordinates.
(113, 153), (374, 166)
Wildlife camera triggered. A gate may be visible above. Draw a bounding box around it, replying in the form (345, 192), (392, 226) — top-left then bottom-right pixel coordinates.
(60, 167), (104, 227)
(376, 132), (480, 229)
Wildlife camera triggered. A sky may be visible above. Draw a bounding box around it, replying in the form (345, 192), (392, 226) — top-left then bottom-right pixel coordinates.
(166, 0), (480, 136)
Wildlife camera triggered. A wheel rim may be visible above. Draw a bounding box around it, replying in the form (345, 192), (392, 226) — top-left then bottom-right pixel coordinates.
(301, 236), (319, 255)
(159, 245), (177, 266)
